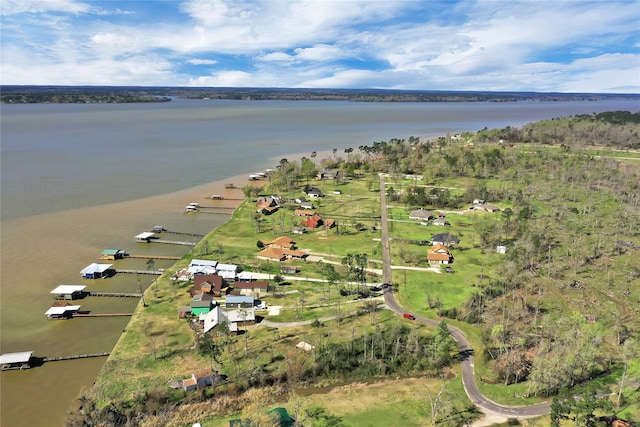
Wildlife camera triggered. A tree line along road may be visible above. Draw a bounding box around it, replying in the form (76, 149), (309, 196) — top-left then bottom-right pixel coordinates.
(378, 174), (551, 420)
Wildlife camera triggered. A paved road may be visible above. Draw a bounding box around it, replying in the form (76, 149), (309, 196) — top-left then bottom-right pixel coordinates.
(378, 174), (551, 419)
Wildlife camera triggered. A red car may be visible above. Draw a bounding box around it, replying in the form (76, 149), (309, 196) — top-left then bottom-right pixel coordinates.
(403, 313), (416, 320)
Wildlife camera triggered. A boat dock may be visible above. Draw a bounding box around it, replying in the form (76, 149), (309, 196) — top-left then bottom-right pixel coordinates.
(72, 313), (133, 318)
(161, 230), (205, 237)
(126, 254), (180, 260)
(43, 352), (110, 363)
(152, 239), (197, 246)
(88, 292), (141, 298)
(114, 269), (163, 275)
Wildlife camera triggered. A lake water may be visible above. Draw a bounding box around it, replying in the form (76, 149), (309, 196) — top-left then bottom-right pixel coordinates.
(1, 98), (638, 426)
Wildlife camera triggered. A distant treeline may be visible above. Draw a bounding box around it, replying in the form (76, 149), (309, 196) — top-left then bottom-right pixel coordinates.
(1, 86), (171, 104)
(2, 85), (639, 104)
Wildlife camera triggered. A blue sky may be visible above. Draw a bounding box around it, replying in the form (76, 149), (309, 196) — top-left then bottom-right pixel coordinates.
(1, 0), (639, 93)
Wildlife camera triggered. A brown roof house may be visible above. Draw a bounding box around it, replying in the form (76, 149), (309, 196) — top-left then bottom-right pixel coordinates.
(427, 244), (454, 266)
(189, 273), (228, 297)
(257, 247), (307, 262)
(257, 197), (279, 215)
(304, 214), (323, 228)
(263, 236), (296, 249)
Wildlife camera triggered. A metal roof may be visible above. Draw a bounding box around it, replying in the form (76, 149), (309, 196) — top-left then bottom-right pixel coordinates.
(51, 285), (86, 294)
(225, 295), (254, 304)
(0, 351), (34, 364)
(190, 259), (218, 267)
(135, 232), (155, 239)
(80, 263), (112, 274)
(45, 305), (81, 315)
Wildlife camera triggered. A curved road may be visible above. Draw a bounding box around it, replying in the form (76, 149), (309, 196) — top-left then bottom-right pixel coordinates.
(378, 174), (551, 419)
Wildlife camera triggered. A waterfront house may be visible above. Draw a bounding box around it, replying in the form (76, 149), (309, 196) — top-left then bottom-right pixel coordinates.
(100, 248), (128, 260)
(428, 244), (454, 266)
(80, 263), (113, 279)
(50, 285), (86, 300)
(0, 351), (35, 370)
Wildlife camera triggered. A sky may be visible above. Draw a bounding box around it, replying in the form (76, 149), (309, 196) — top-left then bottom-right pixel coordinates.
(1, 0), (639, 93)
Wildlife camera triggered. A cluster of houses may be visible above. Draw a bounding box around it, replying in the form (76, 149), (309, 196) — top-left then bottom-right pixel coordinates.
(175, 259), (270, 338)
(256, 188), (338, 233)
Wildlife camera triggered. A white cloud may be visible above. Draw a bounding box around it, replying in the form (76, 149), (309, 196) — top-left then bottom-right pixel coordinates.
(256, 52), (295, 63)
(187, 59), (218, 65)
(1, 0), (90, 15)
(1, 0), (638, 92)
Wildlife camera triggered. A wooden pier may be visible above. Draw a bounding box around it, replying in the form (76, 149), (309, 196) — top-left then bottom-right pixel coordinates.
(43, 352), (110, 362)
(115, 269), (163, 275)
(162, 230), (205, 237)
(126, 254), (180, 260)
(72, 313), (132, 318)
(88, 292), (141, 298)
(152, 239), (197, 246)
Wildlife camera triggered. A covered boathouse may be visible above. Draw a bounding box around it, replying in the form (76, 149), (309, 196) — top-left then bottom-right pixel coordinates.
(80, 263), (113, 279)
(100, 248), (128, 260)
(0, 351), (35, 370)
(50, 285), (87, 300)
(45, 304), (81, 319)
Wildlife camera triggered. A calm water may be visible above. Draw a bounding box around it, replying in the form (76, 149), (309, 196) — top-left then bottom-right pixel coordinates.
(1, 98), (638, 426)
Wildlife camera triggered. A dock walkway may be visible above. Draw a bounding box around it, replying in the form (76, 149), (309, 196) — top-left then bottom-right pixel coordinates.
(152, 239), (196, 246)
(115, 269), (162, 275)
(72, 313), (132, 318)
(88, 292), (141, 298)
(126, 254), (180, 260)
(43, 352), (110, 362)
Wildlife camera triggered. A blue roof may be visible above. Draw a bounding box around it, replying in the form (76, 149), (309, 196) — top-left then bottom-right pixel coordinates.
(225, 295), (254, 304)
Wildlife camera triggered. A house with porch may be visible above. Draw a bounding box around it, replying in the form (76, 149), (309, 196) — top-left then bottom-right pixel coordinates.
(427, 244), (454, 266)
